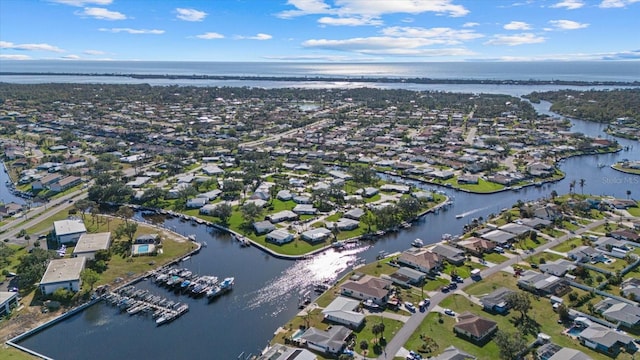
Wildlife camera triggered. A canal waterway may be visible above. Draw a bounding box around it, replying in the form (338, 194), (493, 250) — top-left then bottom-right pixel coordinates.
(11, 102), (640, 359)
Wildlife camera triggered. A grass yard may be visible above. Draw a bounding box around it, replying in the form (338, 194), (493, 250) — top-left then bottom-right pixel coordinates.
(354, 317), (404, 357)
(25, 205), (75, 235)
(0, 244), (28, 283)
(627, 205), (640, 217)
(551, 237), (583, 253)
(443, 178), (505, 193)
(0, 346), (38, 360)
(464, 272), (519, 296)
(442, 262), (486, 279)
(529, 252), (565, 264)
(482, 253), (509, 264)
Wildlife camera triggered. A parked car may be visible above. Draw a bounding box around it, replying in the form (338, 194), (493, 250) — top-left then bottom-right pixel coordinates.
(404, 302), (416, 312)
(8, 287), (18, 292)
(444, 308), (456, 316)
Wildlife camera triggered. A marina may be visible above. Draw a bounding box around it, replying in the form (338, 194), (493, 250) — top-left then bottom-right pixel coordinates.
(104, 285), (190, 326)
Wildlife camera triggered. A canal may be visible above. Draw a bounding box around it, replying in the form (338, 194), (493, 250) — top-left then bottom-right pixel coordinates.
(11, 104), (640, 359)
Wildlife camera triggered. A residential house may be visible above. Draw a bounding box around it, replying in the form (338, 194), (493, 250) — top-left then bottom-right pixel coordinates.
(343, 208), (365, 220)
(321, 296), (365, 329)
(301, 228), (331, 244)
(534, 204), (562, 221)
(197, 189), (222, 201)
(578, 324), (637, 355)
(453, 312), (498, 344)
(609, 230), (640, 242)
(53, 219), (87, 244)
(480, 229), (515, 247)
(568, 246), (607, 264)
(246, 199), (268, 208)
(257, 345), (317, 360)
(536, 343), (592, 360)
(457, 237), (496, 256)
(325, 218), (359, 231)
(480, 287), (514, 314)
(518, 218), (551, 229)
(431, 346), (476, 360)
(498, 222), (534, 237)
(276, 190), (293, 201)
(380, 184), (410, 193)
(186, 197), (208, 208)
(411, 191), (434, 201)
(539, 259), (576, 277)
(621, 278), (640, 301)
(0, 202), (23, 217)
(135, 234), (161, 244)
(431, 244), (466, 265)
(266, 229), (294, 245)
(293, 204), (317, 215)
(254, 220), (276, 235)
(340, 275), (392, 305)
(49, 175), (81, 192)
(72, 232), (111, 260)
(386, 267), (426, 287)
(32, 173), (63, 190)
(298, 325), (352, 355)
(267, 210), (298, 223)
(39, 257), (86, 295)
(397, 248), (442, 274)
(360, 187), (379, 198)
(0, 292), (19, 318)
(517, 270), (569, 296)
(201, 165), (224, 176)
(594, 298), (640, 328)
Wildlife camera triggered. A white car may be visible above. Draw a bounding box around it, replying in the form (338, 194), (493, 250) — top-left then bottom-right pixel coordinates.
(444, 308), (456, 316)
(404, 302), (416, 312)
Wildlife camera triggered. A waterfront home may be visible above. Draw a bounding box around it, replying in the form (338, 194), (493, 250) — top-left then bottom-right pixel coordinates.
(456, 237), (496, 256)
(480, 287), (514, 314)
(578, 324), (637, 356)
(301, 228), (331, 244)
(621, 278), (640, 301)
(539, 259), (576, 277)
(297, 325), (352, 355)
(31, 172), (63, 190)
(480, 229), (515, 247)
(593, 298), (640, 328)
(340, 274), (392, 305)
(254, 220), (276, 235)
(265, 229), (294, 245)
(518, 217), (552, 229)
(321, 296), (365, 329)
(517, 270), (570, 296)
(568, 246), (607, 264)
(39, 257), (86, 295)
(430, 244), (466, 265)
(196, 189), (222, 201)
(498, 222), (534, 236)
(53, 219), (87, 244)
(453, 312), (498, 344)
(411, 191), (434, 201)
(72, 232), (111, 260)
(0, 291), (19, 318)
(431, 346), (476, 360)
(380, 184), (410, 193)
(325, 218), (359, 231)
(533, 204), (562, 221)
(257, 344), (317, 360)
(186, 197), (207, 208)
(0, 202), (23, 217)
(267, 210), (299, 224)
(397, 248), (442, 274)
(135, 233), (161, 244)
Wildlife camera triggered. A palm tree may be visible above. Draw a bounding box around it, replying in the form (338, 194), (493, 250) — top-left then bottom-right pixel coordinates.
(569, 180), (576, 197)
(627, 190), (632, 200)
(550, 190), (558, 202)
(579, 178), (585, 195)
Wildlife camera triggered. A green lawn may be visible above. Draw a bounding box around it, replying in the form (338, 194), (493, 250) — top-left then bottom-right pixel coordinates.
(627, 205), (640, 217)
(529, 252), (565, 264)
(442, 262), (486, 279)
(355, 317), (404, 357)
(25, 205), (75, 235)
(464, 272), (519, 296)
(0, 244), (28, 283)
(0, 346), (38, 360)
(443, 178), (505, 193)
(482, 253), (508, 264)
(551, 237), (583, 253)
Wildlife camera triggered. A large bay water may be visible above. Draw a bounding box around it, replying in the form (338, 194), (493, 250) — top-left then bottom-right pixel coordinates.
(2, 62), (639, 359)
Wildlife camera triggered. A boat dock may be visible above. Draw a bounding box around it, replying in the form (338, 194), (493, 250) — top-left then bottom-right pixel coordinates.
(104, 285), (189, 326)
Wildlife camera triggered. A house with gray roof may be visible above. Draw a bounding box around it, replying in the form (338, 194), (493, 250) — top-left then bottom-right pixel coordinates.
(321, 296), (365, 329)
(385, 267), (427, 287)
(267, 210), (298, 223)
(53, 219), (87, 244)
(276, 190), (292, 201)
(431, 346), (476, 360)
(254, 220), (276, 235)
(518, 217), (551, 229)
(568, 246), (607, 263)
(621, 278), (640, 301)
(517, 270), (569, 296)
(431, 244), (466, 265)
(539, 259), (576, 277)
(480, 287), (514, 314)
(298, 325), (352, 355)
(480, 229), (515, 246)
(326, 218), (359, 231)
(578, 324), (637, 355)
(266, 229), (294, 245)
(0, 292), (19, 318)
(536, 343), (592, 360)
(293, 204), (317, 215)
(498, 222), (534, 236)
(343, 208), (365, 220)
(301, 228), (331, 244)
(186, 197), (207, 208)
(257, 345), (316, 360)
(594, 298), (640, 328)
(72, 232), (111, 260)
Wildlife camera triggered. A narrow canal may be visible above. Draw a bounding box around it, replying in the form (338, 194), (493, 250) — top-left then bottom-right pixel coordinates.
(12, 104), (640, 360)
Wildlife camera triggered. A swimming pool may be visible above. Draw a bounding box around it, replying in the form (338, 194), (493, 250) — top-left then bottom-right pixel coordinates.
(567, 326), (584, 336)
(132, 244), (153, 255)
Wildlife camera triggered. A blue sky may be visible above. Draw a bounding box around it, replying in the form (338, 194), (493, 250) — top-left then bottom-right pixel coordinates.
(0, 0), (639, 62)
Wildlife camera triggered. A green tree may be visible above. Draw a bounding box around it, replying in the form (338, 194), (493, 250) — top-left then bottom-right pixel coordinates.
(240, 202), (262, 230)
(494, 330), (527, 360)
(372, 322), (385, 344)
(140, 187), (167, 207)
(116, 205), (134, 224)
(16, 248), (56, 290)
(505, 291), (532, 320)
(212, 203), (233, 225)
(81, 268), (100, 290)
(579, 178), (586, 194)
(115, 222), (138, 244)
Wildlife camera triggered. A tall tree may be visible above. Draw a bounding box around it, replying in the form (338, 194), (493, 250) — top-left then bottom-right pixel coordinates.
(579, 178), (586, 195)
(569, 179), (576, 197)
(81, 268), (100, 290)
(494, 330), (527, 360)
(506, 291), (532, 320)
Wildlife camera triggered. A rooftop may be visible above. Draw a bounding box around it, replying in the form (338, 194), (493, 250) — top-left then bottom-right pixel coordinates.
(53, 219), (87, 236)
(40, 257), (86, 285)
(73, 232), (111, 254)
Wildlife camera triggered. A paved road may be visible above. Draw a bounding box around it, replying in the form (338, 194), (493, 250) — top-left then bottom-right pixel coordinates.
(378, 218), (607, 359)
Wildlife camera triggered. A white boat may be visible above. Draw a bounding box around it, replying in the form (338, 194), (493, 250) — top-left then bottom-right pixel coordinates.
(411, 238), (424, 247)
(455, 214), (464, 219)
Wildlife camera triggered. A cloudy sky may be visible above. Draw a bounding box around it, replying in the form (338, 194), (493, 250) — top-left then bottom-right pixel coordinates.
(1, 0), (638, 62)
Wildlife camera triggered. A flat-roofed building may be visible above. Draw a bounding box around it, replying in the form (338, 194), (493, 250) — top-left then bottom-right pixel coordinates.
(72, 232), (111, 260)
(40, 257), (86, 295)
(0, 291), (19, 317)
(53, 219), (87, 244)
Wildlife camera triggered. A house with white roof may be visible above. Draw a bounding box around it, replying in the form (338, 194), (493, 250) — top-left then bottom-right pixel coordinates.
(322, 296), (365, 329)
(72, 232), (111, 260)
(53, 219), (87, 244)
(40, 257), (86, 295)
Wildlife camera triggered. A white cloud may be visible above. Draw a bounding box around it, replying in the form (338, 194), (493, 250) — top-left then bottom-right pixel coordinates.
(278, 0), (469, 19)
(263, 54), (380, 61)
(490, 49), (640, 61)
(0, 41), (65, 52)
(462, 22), (479, 27)
(62, 54), (81, 59)
(503, 21), (531, 30)
(548, 19), (589, 29)
(599, 0), (640, 7)
(236, 33), (273, 40)
(302, 36), (475, 56)
(485, 33), (545, 46)
(195, 32), (225, 39)
(76, 7), (126, 20)
(318, 16), (383, 26)
(550, 0), (584, 9)
(99, 28), (164, 34)
(0, 54), (32, 60)
(176, 8), (207, 22)
(83, 49), (106, 55)
(381, 26), (483, 44)
(49, 0), (112, 6)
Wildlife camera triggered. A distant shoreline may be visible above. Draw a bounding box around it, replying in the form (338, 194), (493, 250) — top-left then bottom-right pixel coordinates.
(1, 72), (638, 87)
